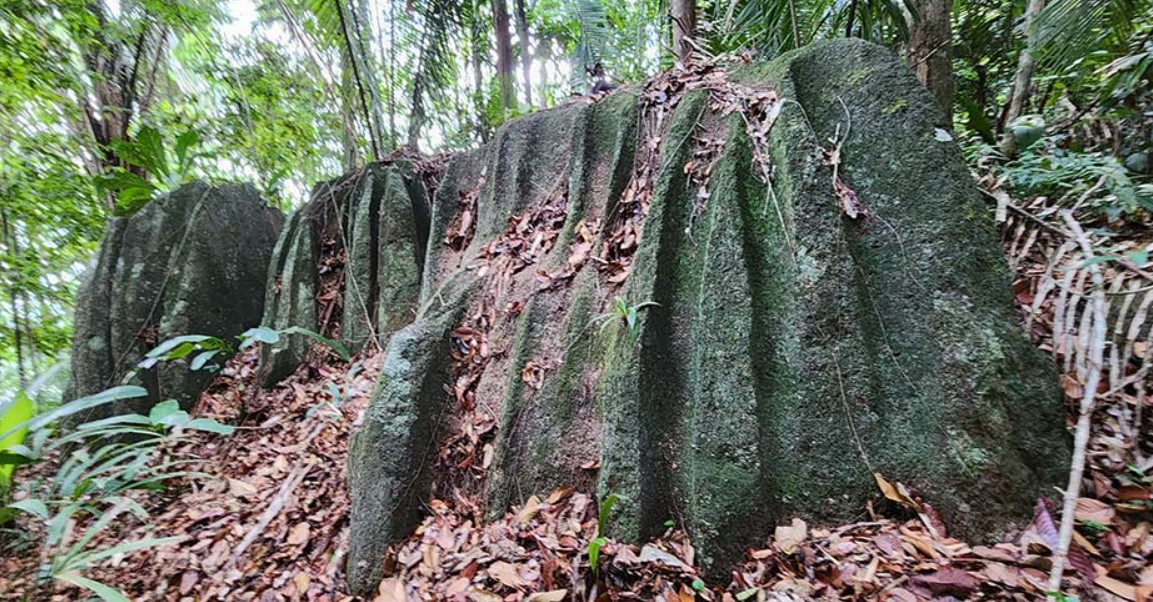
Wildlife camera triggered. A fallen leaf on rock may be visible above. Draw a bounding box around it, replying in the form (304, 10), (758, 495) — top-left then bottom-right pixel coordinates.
(874, 473), (923, 511)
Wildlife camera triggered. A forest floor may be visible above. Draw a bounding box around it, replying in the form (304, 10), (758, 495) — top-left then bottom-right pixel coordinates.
(2, 186), (1153, 602)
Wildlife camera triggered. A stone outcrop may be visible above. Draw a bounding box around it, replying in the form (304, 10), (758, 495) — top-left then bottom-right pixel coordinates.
(257, 163), (430, 386)
(68, 182), (283, 417)
(344, 39), (1071, 594)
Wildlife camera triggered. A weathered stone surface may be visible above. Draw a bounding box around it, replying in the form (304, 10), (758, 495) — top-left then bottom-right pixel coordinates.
(258, 163), (430, 386)
(346, 276), (473, 594)
(69, 182), (284, 416)
(346, 39), (1069, 594)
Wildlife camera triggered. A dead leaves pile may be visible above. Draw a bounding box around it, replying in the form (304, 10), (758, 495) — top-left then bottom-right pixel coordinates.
(1, 350), (381, 602)
(446, 174), (486, 252)
(732, 492), (1153, 602)
(438, 301), (500, 502)
(478, 185), (568, 285)
(375, 489), (711, 602)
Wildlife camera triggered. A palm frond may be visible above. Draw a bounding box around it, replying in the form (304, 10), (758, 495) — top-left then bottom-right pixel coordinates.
(1033, 0), (1153, 71)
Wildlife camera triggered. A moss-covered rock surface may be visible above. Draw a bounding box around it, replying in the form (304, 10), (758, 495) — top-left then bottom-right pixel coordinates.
(68, 181), (284, 416)
(339, 40), (1068, 595)
(258, 162), (430, 386)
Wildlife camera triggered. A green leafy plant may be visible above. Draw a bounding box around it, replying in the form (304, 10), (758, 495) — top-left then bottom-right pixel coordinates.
(996, 137), (1153, 221)
(593, 297), (660, 343)
(240, 326), (351, 361)
(587, 492), (620, 573)
(136, 326), (351, 378)
(95, 126), (203, 216)
(1, 385), (233, 601)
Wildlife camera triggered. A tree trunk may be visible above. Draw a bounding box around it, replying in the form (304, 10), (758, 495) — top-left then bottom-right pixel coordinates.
(336, 0), (381, 161)
(492, 0), (516, 110)
(470, 0), (489, 142)
(670, 0), (696, 63)
(1, 209), (26, 387)
(1000, 0), (1046, 155)
(513, 0), (532, 107)
(907, 0), (954, 123)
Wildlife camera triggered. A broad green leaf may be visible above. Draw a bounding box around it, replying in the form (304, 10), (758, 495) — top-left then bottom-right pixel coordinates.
(184, 418), (235, 435)
(145, 335), (214, 359)
(240, 326), (280, 347)
(190, 350), (219, 371)
(0, 386), (148, 443)
(148, 400), (183, 425)
(55, 572), (131, 602)
(0, 391), (33, 486)
(587, 536), (605, 572)
(7, 498), (49, 521)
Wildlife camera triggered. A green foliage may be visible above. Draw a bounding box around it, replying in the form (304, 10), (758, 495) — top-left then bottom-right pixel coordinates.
(587, 492), (620, 573)
(240, 326), (351, 361)
(593, 297), (660, 343)
(1, 383), (232, 600)
(991, 136), (1153, 220)
(96, 125), (205, 216)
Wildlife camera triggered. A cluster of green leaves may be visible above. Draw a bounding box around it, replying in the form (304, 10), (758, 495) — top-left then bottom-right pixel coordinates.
(972, 132), (1153, 221)
(1, 382), (232, 601)
(136, 325), (351, 378)
(96, 126), (204, 215)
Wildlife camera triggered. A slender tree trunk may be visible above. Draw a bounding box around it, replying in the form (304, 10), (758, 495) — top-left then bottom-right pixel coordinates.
(1000, 0), (1046, 155)
(386, 0), (397, 144)
(470, 0), (489, 142)
(1, 209), (26, 387)
(907, 0), (954, 123)
(513, 0), (532, 107)
(845, 0), (859, 36)
(336, 0), (381, 161)
(492, 0), (516, 110)
(340, 50), (359, 170)
(670, 0), (696, 63)
(537, 37), (550, 107)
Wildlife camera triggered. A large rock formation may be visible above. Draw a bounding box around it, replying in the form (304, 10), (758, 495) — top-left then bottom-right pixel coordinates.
(69, 182), (284, 417)
(257, 162), (430, 386)
(336, 40), (1069, 594)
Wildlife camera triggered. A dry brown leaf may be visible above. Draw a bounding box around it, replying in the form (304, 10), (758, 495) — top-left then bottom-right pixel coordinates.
(375, 577), (407, 602)
(1075, 497), (1116, 525)
(228, 478), (258, 498)
(287, 522), (310, 546)
(517, 495), (542, 525)
(774, 518), (807, 554)
(1098, 575), (1139, 601)
(488, 560), (525, 589)
(527, 590), (568, 602)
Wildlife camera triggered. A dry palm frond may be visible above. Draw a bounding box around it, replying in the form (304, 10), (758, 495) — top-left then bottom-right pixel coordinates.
(989, 185), (1153, 471)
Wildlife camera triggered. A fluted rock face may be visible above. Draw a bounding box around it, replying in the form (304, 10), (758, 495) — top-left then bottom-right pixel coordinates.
(257, 163), (430, 386)
(345, 39), (1070, 594)
(68, 182), (284, 417)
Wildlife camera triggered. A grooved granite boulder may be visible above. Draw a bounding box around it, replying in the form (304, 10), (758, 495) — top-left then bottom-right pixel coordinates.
(258, 163), (430, 386)
(342, 40), (1069, 595)
(68, 182), (284, 417)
